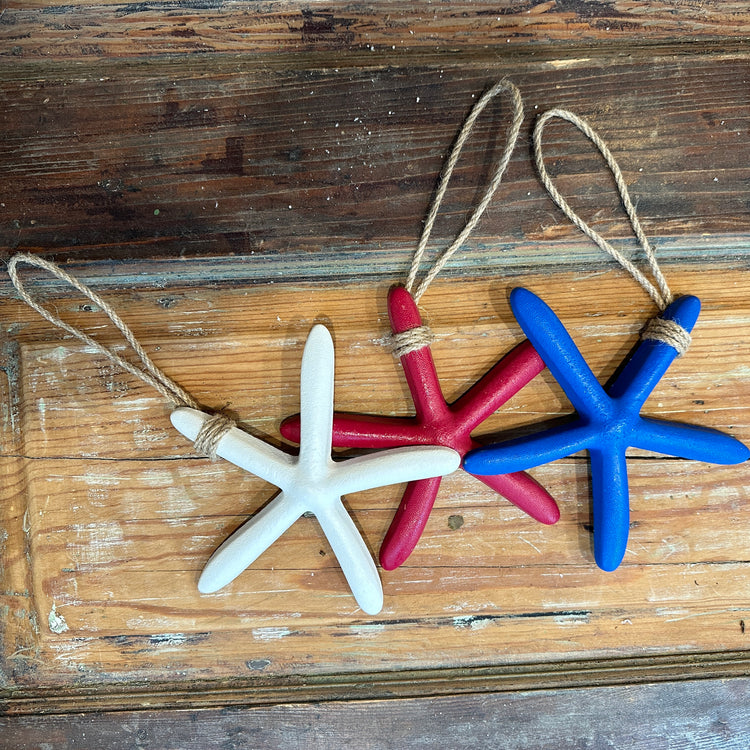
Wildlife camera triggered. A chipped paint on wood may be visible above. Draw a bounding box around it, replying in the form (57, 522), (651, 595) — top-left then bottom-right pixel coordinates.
(251, 627), (294, 642)
(48, 603), (69, 635)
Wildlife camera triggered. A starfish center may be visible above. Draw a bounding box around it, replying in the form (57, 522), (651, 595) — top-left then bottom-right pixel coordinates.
(417, 411), (475, 455)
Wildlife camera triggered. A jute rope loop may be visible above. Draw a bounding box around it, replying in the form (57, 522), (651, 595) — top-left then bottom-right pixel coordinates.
(7, 253), (234, 458)
(405, 79), (525, 304)
(533, 109), (691, 356)
(389, 80), (524, 359)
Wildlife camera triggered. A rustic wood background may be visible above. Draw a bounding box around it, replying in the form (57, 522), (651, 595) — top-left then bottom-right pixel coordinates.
(1, 1), (749, 747)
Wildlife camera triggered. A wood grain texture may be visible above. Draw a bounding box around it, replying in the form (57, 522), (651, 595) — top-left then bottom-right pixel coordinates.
(2, 0), (750, 726)
(0, 269), (748, 710)
(2, 0), (750, 60)
(2, 677), (750, 749)
(2, 54), (749, 273)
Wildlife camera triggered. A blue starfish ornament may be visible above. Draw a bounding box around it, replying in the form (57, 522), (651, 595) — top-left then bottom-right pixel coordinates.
(464, 287), (749, 572)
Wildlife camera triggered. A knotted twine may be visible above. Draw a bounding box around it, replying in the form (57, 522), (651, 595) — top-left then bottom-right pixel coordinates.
(7, 253), (235, 459)
(533, 108), (692, 356)
(389, 79), (524, 358)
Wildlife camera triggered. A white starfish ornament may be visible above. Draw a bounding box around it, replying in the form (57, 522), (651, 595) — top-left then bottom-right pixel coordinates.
(171, 324), (460, 615)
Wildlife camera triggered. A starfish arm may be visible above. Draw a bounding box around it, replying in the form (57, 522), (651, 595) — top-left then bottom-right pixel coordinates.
(379, 477), (442, 570)
(471, 471), (560, 525)
(590, 446), (630, 572)
(510, 288), (608, 418)
(171, 407), (295, 487)
(298, 324), (335, 467)
(197, 492), (302, 593)
(331, 445), (461, 496)
(400, 347), (450, 423)
(388, 285), (449, 422)
(451, 339), (545, 429)
(634, 416), (750, 465)
(608, 296), (702, 407)
(315, 499), (384, 615)
(464, 420), (595, 475)
(281, 412), (425, 448)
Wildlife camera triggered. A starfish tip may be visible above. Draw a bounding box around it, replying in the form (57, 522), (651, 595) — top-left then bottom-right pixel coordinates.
(279, 414), (301, 443)
(595, 556), (622, 573)
(197, 569), (222, 594)
(509, 286), (540, 311)
(663, 294), (701, 332)
(462, 447), (492, 474)
(594, 543), (626, 572)
(540, 503), (561, 525)
(358, 588), (384, 615)
(170, 406), (205, 442)
(388, 284), (422, 331)
(308, 322), (333, 346)
(729, 439), (750, 464)
(379, 551), (400, 571)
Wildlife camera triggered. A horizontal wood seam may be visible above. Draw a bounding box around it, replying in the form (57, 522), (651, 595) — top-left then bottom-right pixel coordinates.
(3, 649), (750, 716)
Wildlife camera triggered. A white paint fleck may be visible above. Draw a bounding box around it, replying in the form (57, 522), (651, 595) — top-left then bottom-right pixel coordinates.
(115, 396), (161, 413)
(37, 397), (46, 433)
(553, 614), (587, 626)
(48, 602), (70, 634)
(71, 521), (127, 565)
(452, 615), (492, 631)
(138, 468), (175, 487)
(151, 633), (188, 647)
(663, 609), (736, 623)
(547, 58), (591, 68)
(78, 471), (124, 487)
(132, 422), (170, 448)
(49, 639), (89, 665)
(349, 623), (385, 638)
(252, 626), (292, 641)
(656, 606), (690, 618)
(444, 600), (497, 613)
(518, 534), (542, 553)
(86, 487), (110, 506)
(39, 346), (73, 364)
(159, 485), (199, 517)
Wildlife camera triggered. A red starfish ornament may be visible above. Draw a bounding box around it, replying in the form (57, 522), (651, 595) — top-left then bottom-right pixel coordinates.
(281, 285), (560, 570)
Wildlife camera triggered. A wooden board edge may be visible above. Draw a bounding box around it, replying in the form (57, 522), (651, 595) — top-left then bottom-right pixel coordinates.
(2, 648), (750, 716)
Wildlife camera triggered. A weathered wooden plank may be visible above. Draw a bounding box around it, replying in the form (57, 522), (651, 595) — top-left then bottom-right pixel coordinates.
(1, 54), (749, 274)
(1, 269), (748, 695)
(2, 677), (750, 749)
(2, 1), (750, 60)
(2, 9), (750, 719)
(4, 270), (748, 460)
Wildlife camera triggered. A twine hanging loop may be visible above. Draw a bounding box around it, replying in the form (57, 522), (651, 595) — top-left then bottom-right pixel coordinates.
(390, 80), (524, 359)
(533, 109), (691, 356)
(405, 79), (525, 304)
(7, 253), (234, 458)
